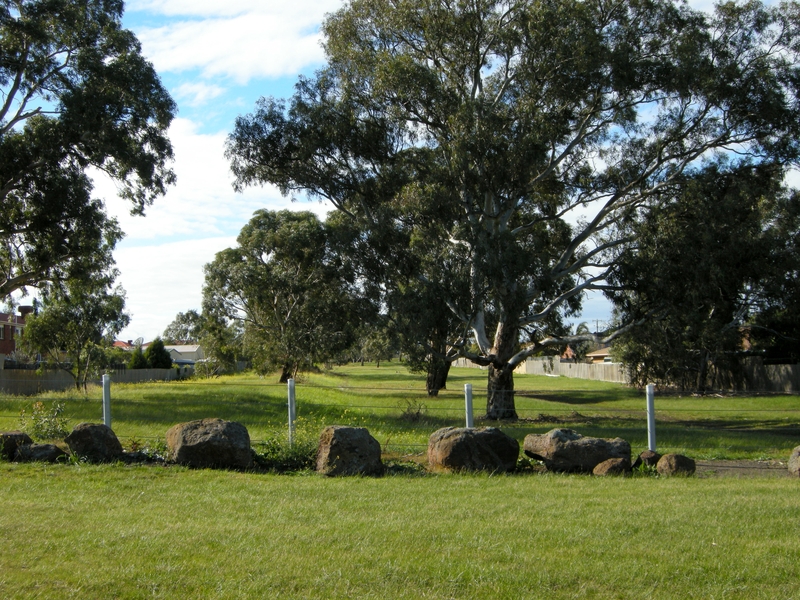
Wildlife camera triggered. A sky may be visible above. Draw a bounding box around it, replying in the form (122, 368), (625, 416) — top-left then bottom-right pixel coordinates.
(99, 0), (717, 342)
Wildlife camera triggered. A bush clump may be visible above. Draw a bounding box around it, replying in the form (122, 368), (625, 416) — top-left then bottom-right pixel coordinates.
(252, 436), (317, 473)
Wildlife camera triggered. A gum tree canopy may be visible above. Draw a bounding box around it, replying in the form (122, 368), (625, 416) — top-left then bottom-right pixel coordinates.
(0, 0), (176, 297)
(227, 0), (800, 418)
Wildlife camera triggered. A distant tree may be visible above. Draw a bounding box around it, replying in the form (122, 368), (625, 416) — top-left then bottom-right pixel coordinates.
(162, 310), (203, 344)
(609, 164), (796, 391)
(0, 0), (176, 299)
(203, 210), (363, 382)
(21, 274), (130, 390)
(144, 338), (172, 369)
(127, 344), (148, 369)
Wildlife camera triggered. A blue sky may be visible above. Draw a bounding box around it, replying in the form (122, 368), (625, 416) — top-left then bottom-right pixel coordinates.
(106, 0), (719, 342)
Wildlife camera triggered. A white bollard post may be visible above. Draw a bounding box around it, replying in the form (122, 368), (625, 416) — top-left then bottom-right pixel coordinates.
(102, 374), (111, 428)
(464, 383), (474, 428)
(646, 383), (656, 452)
(288, 378), (296, 446)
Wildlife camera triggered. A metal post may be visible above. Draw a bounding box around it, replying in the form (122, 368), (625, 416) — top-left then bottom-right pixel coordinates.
(102, 374), (111, 428)
(464, 383), (474, 428)
(288, 378), (296, 446)
(646, 383), (656, 452)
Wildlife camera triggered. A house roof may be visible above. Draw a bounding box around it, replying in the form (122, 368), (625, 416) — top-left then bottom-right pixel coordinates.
(165, 345), (202, 354)
(585, 347), (611, 358)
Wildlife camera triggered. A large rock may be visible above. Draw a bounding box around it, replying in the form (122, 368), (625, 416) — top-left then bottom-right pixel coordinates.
(593, 457), (631, 476)
(166, 418), (252, 469)
(14, 443), (68, 463)
(523, 428), (631, 473)
(656, 453), (696, 476)
(788, 446), (800, 477)
(316, 426), (383, 476)
(0, 431), (34, 460)
(65, 423), (123, 463)
(427, 427), (519, 473)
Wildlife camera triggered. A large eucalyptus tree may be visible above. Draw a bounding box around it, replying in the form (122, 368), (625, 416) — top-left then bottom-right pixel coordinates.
(227, 0), (800, 418)
(1, 0), (175, 297)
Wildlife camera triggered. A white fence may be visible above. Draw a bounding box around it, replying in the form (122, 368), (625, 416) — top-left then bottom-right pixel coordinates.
(455, 356), (800, 391)
(452, 357), (627, 383)
(513, 358), (628, 383)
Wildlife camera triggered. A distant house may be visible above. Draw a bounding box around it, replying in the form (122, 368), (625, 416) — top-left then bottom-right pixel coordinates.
(164, 344), (205, 365)
(0, 306), (33, 357)
(585, 347), (614, 364)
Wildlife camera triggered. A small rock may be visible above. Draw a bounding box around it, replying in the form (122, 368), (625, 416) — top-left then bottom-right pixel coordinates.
(316, 426), (383, 476)
(65, 423), (124, 463)
(523, 429), (631, 473)
(166, 418), (253, 469)
(427, 427), (519, 473)
(632, 449), (662, 470)
(593, 457), (631, 476)
(0, 431), (34, 460)
(14, 443), (68, 463)
(788, 446), (800, 477)
(657, 453), (696, 476)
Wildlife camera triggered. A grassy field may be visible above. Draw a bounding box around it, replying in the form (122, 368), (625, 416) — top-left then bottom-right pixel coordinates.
(2, 363), (799, 460)
(1, 365), (799, 598)
(1, 463), (798, 599)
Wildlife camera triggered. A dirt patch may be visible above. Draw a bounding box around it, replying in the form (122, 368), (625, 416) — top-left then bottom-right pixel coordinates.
(695, 459), (790, 479)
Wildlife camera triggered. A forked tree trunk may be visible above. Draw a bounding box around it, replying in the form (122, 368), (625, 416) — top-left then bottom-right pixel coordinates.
(279, 363), (294, 383)
(486, 364), (517, 419)
(484, 320), (519, 420)
(426, 358), (450, 397)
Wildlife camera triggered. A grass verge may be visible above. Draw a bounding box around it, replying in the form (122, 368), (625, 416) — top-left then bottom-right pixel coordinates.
(1, 462), (797, 599)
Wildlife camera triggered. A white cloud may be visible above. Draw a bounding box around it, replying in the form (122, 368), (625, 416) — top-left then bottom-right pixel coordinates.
(174, 81), (226, 106)
(130, 1), (344, 84)
(93, 116), (330, 340)
(96, 117), (328, 243)
(113, 236), (236, 342)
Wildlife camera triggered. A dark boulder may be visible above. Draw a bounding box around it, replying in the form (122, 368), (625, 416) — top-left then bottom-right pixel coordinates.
(656, 453), (696, 476)
(593, 457), (631, 476)
(427, 427), (519, 473)
(0, 431), (34, 460)
(65, 423), (124, 463)
(166, 418), (253, 469)
(523, 429), (631, 473)
(316, 426), (383, 476)
(14, 443), (68, 463)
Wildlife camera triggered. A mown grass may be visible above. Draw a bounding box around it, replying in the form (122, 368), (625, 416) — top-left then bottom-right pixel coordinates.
(1, 365), (799, 598)
(1, 362), (799, 459)
(1, 462), (798, 599)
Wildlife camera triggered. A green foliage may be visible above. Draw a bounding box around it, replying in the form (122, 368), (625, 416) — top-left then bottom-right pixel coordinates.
(610, 164), (798, 391)
(228, 0), (800, 418)
(21, 275), (130, 390)
(203, 210), (365, 381)
(0, 0), (175, 297)
(18, 400), (70, 441)
(127, 345), (148, 370)
(251, 436), (317, 473)
(144, 338), (172, 369)
(162, 310), (203, 344)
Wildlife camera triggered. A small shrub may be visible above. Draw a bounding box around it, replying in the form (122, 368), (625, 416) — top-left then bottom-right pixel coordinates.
(399, 399), (427, 423)
(18, 400), (70, 441)
(252, 436), (317, 472)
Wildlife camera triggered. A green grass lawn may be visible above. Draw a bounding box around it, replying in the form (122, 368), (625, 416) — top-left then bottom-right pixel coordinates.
(1, 462), (798, 599)
(2, 362), (798, 460)
(1, 365), (799, 598)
